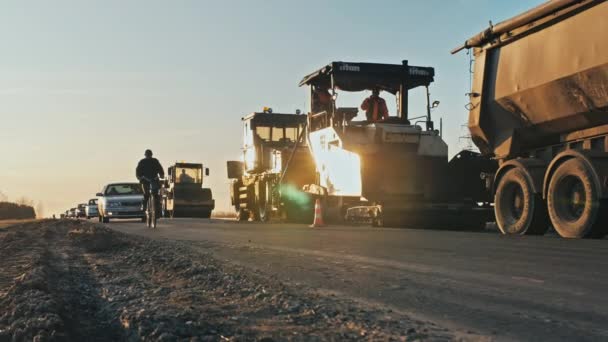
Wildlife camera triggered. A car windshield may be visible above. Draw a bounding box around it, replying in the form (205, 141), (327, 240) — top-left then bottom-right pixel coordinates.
(88, 199), (98, 205)
(104, 184), (143, 196)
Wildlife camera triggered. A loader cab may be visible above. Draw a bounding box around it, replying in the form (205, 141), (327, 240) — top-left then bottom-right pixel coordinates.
(241, 110), (307, 172)
(300, 60), (437, 132)
(167, 163), (208, 186)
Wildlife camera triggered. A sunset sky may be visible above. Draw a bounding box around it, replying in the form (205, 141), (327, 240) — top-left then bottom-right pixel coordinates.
(0, 0), (541, 217)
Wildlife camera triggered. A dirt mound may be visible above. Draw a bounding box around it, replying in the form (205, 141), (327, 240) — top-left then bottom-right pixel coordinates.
(0, 234), (67, 341)
(68, 224), (131, 252)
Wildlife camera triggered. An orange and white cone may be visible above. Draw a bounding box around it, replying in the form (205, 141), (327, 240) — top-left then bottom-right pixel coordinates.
(310, 198), (325, 228)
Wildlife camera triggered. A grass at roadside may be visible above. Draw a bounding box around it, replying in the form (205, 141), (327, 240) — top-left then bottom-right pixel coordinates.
(0, 219), (40, 229)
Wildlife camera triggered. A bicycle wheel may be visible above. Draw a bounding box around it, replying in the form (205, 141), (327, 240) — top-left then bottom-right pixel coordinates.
(150, 194), (157, 229)
(146, 195), (153, 228)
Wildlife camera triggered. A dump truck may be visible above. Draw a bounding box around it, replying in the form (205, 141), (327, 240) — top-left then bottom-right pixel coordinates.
(161, 162), (214, 218)
(299, 61), (497, 228)
(452, 0), (608, 238)
(227, 109), (317, 222)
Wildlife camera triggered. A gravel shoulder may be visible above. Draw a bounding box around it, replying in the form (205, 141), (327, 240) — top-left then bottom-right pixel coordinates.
(109, 218), (608, 342)
(0, 220), (455, 341)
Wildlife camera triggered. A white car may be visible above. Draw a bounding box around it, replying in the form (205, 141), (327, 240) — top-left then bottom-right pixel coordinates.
(97, 182), (145, 223)
(85, 198), (99, 219)
(76, 203), (87, 218)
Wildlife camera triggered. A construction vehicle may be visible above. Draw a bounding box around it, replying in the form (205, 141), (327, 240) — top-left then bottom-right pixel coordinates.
(161, 162), (214, 218)
(299, 61), (497, 228)
(452, 0), (608, 238)
(227, 109), (316, 222)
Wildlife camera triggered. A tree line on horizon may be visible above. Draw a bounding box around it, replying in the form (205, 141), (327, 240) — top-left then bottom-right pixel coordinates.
(0, 201), (36, 220)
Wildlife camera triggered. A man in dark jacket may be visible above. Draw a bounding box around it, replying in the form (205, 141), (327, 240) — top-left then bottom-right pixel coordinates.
(136, 149), (165, 212)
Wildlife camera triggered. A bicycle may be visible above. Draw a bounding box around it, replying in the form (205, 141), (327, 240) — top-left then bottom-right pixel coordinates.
(141, 177), (162, 229)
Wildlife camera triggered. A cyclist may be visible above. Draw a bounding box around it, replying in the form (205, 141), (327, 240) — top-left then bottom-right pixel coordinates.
(136, 149), (165, 212)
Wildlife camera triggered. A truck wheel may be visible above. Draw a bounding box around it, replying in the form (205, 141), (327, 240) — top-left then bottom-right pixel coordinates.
(237, 208), (249, 221)
(256, 181), (271, 222)
(258, 201), (270, 222)
(547, 158), (608, 238)
(495, 167), (549, 235)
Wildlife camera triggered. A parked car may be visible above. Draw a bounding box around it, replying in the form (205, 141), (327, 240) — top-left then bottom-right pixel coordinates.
(97, 182), (145, 223)
(85, 198), (98, 219)
(76, 203), (87, 218)
(68, 208), (77, 218)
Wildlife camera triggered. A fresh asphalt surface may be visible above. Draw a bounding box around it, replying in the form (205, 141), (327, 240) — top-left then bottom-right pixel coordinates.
(108, 218), (608, 341)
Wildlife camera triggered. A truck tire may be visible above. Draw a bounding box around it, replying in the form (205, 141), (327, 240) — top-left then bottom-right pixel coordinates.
(237, 208), (249, 221)
(495, 167), (549, 235)
(256, 181), (271, 222)
(258, 204), (269, 222)
(547, 158), (608, 239)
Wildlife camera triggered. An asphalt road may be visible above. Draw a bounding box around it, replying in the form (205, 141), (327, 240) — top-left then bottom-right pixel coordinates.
(108, 218), (608, 341)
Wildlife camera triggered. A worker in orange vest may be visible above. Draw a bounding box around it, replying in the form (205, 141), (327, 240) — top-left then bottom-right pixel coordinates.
(361, 88), (388, 122)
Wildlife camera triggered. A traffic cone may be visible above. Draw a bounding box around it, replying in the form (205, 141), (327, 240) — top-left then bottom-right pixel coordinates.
(310, 198), (325, 228)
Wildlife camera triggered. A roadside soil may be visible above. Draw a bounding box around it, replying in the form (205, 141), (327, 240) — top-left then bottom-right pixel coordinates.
(0, 219), (38, 229)
(0, 220), (454, 341)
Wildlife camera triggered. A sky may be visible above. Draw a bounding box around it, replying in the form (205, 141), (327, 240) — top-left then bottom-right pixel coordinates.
(0, 0), (543, 217)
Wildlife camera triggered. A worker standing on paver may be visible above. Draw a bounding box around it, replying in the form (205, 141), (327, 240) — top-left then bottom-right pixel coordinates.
(361, 88), (388, 122)
(312, 86), (332, 114)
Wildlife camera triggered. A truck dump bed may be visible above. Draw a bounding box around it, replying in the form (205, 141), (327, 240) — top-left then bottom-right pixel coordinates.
(461, 0), (608, 159)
